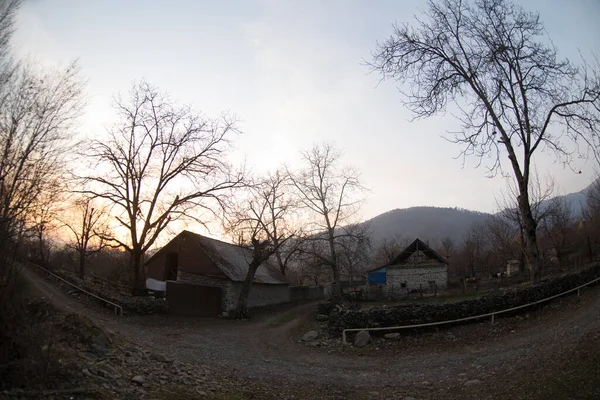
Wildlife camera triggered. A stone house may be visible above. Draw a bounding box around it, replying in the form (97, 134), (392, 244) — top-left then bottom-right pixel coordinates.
(145, 230), (290, 316)
(367, 238), (448, 298)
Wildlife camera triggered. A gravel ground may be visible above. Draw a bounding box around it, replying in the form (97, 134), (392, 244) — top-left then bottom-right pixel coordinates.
(21, 264), (600, 399)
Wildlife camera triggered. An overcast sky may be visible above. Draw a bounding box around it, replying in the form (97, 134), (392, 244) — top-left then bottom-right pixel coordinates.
(13, 0), (600, 221)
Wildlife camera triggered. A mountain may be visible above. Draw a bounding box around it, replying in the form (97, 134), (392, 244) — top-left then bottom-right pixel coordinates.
(363, 179), (598, 248)
(538, 178), (599, 218)
(364, 206), (492, 246)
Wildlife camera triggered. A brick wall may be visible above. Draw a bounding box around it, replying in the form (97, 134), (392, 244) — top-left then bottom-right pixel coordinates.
(386, 264), (448, 297)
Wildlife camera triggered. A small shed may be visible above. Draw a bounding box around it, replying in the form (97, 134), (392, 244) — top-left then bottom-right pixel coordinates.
(368, 238), (448, 297)
(506, 259), (521, 277)
(145, 230), (290, 316)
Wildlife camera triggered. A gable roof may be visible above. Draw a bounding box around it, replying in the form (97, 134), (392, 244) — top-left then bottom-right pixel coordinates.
(368, 238), (448, 272)
(388, 238), (448, 265)
(147, 231), (289, 285)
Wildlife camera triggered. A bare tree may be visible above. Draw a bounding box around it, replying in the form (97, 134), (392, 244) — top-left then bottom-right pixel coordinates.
(370, 0), (600, 283)
(372, 234), (409, 265)
(62, 196), (112, 279)
(224, 171), (296, 319)
(441, 236), (455, 258)
(540, 196), (573, 268)
(0, 62), (83, 243)
(580, 176), (600, 262)
(81, 81), (244, 288)
(462, 222), (489, 277)
(337, 223), (372, 285)
(27, 178), (66, 265)
(289, 143), (365, 299)
(485, 213), (519, 269)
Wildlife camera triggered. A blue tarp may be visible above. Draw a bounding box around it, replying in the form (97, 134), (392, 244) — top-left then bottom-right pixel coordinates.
(368, 267), (386, 284)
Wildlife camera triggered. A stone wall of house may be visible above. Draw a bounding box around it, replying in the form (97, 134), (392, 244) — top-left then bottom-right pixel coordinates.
(227, 282), (290, 311)
(176, 271), (291, 315)
(386, 264), (447, 296)
(176, 270), (232, 313)
(327, 262), (600, 336)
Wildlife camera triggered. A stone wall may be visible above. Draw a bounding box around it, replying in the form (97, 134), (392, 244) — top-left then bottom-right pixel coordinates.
(328, 262), (600, 336)
(177, 270), (290, 314)
(227, 282), (290, 311)
(386, 264), (447, 296)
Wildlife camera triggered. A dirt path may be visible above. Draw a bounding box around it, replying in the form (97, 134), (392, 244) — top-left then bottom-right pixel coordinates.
(21, 263), (600, 397)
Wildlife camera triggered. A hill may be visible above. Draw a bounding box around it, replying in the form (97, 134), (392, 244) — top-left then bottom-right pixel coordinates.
(363, 179), (598, 248)
(364, 206), (492, 246)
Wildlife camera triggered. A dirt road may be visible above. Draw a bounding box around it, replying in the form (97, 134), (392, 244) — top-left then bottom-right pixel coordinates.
(21, 264), (600, 398)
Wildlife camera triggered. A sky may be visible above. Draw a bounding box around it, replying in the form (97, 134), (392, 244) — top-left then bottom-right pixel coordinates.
(12, 0), (600, 223)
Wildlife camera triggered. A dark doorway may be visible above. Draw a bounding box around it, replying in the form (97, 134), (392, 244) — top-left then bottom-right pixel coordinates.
(166, 282), (222, 317)
(165, 252), (178, 281)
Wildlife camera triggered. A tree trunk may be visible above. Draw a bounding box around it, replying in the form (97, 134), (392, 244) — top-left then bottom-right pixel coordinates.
(327, 228), (342, 300)
(517, 193), (541, 284)
(78, 248), (86, 280)
(131, 250), (144, 295)
(236, 259), (260, 319)
(274, 246), (285, 275)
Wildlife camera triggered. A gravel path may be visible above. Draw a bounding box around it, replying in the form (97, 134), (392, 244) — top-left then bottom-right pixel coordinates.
(21, 264), (600, 394)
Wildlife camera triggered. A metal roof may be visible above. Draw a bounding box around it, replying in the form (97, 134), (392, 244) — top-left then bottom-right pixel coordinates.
(368, 238), (448, 272)
(179, 231), (289, 285)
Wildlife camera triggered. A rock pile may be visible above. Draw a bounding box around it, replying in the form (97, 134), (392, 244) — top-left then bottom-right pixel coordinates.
(53, 312), (234, 398)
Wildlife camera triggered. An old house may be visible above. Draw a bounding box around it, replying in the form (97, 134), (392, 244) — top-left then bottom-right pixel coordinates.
(145, 230), (290, 316)
(367, 238), (448, 297)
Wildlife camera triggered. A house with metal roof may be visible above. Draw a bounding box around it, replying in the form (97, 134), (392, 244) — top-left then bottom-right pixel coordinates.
(367, 238), (448, 298)
(145, 230), (290, 316)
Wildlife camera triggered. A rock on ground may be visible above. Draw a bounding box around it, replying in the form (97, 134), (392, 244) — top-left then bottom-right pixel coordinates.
(302, 331), (319, 341)
(384, 332), (401, 340)
(354, 330), (371, 347)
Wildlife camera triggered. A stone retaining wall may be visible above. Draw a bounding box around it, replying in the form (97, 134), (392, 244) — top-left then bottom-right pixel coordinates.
(327, 262), (600, 336)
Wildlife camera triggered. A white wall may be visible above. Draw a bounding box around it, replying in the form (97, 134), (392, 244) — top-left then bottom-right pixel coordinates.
(386, 264), (448, 297)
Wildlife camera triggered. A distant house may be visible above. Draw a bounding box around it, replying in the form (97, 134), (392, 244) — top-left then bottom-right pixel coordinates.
(367, 238), (448, 297)
(145, 231), (290, 316)
(506, 259), (521, 277)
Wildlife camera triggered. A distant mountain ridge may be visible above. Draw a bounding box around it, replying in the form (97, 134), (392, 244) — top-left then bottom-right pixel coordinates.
(363, 179), (598, 247)
(537, 178), (599, 218)
(364, 206), (492, 246)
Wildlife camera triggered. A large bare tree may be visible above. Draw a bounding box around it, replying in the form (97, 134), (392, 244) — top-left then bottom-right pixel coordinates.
(82, 81), (243, 287)
(0, 62), (83, 243)
(224, 171), (297, 318)
(370, 0), (600, 283)
(289, 143), (365, 298)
